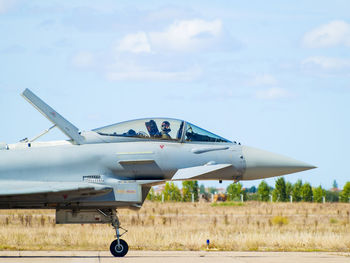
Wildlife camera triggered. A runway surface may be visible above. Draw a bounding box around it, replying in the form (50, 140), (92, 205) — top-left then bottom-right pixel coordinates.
(0, 251), (349, 263)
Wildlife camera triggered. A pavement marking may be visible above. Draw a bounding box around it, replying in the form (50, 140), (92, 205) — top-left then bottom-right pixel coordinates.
(0, 251), (349, 263)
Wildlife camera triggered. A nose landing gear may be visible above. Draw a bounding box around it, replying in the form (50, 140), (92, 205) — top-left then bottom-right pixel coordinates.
(110, 239), (128, 257)
(98, 209), (129, 257)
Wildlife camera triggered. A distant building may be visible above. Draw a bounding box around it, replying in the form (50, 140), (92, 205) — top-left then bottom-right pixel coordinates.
(153, 184), (165, 195)
(216, 188), (226, 193)
(205, 187), (226, 194)
(330, 187), (340, 192)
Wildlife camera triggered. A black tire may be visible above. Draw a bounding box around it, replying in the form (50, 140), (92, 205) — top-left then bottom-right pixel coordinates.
(110, 239), (129, 257)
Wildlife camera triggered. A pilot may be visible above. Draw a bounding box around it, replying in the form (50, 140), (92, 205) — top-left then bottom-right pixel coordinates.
(160, 121), (171, 139)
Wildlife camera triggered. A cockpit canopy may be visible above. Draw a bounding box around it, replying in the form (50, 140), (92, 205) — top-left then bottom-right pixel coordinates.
(93, 118), (231, 143)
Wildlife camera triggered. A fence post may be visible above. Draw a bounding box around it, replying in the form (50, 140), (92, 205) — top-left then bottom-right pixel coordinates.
(322, 196), (326, 203)
(269, 194), (272, 202)
(161, 193), (164, 203)
(290, 195), (293, 203)
(192, 193), (194, 203)
(240, 194), (243, 202)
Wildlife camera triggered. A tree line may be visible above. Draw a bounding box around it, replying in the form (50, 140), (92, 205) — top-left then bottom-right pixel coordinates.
(147, 181), (199, 202)
(147, 179), (350, 203)
(254, 179), (350, 203)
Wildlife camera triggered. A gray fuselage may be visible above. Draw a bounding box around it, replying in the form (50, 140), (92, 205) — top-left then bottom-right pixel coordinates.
(0, 139), (244, 182)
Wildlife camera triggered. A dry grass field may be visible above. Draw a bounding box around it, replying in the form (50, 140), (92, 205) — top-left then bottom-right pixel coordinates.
(0, 201), (349, 252)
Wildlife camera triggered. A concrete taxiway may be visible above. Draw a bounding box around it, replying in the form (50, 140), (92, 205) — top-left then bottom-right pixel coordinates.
(0, 251), (349, 263)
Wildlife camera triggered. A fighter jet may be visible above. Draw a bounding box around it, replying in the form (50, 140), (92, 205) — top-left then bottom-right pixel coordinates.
(0, 89), (315, 257)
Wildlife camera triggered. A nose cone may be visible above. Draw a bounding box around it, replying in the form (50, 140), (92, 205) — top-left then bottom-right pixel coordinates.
(242, 146), (316, 180)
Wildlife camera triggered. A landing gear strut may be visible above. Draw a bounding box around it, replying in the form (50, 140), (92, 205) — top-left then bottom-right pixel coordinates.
(98, 209), (129, 257)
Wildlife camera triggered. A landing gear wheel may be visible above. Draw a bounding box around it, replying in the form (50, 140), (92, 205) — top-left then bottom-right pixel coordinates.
(110, 239), (128, 257)
(97, 209), (129, 257)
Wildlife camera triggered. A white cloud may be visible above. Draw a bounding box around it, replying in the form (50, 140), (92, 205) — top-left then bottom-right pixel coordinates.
(106, 65), (201, 81)
(115, 19), (224, 53)
(302, 20), (350, 48)
(248, 74), (278, 87)
(72, 18), (235, 81)
(302, 56), (350, 70)
(71, 51), (94, 68)
(255, 88), (292, 100)
(116, 32), (151, 53)
(0, 0), (15, 14)
(100, 19), (225, 81)
(149, 19), (222, 52)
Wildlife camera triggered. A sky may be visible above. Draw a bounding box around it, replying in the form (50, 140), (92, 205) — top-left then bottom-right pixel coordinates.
(0, 0), (349, 190)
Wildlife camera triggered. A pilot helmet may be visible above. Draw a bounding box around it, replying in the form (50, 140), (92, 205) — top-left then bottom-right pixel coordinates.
(161, 121), (171, 132)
